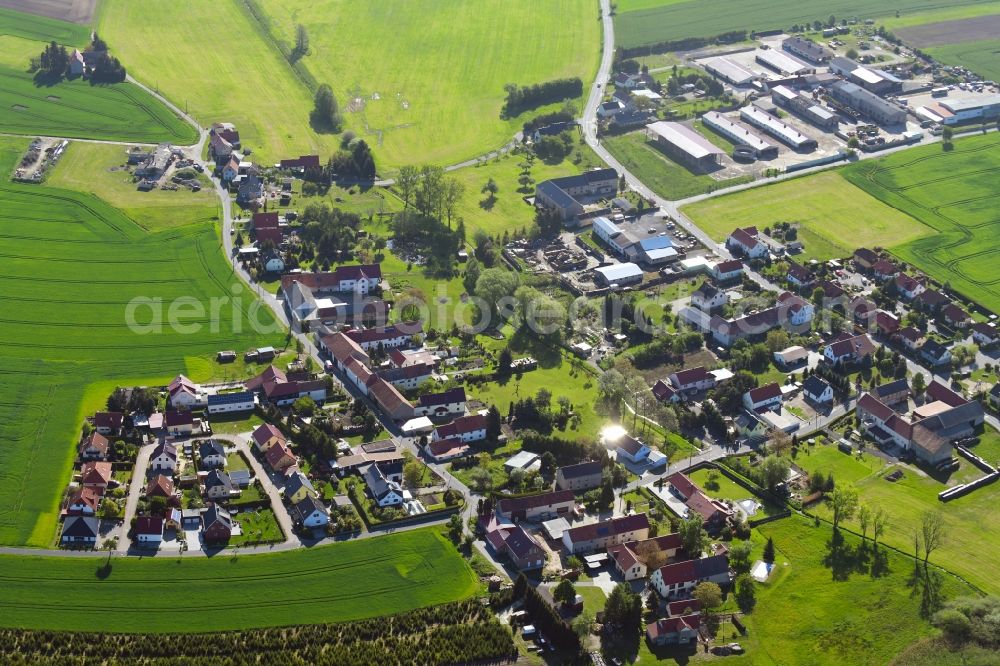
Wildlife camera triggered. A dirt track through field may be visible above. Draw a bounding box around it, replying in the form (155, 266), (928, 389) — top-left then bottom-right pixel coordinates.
(896, 14), (1000, 47)
(0, 0), (96, 25)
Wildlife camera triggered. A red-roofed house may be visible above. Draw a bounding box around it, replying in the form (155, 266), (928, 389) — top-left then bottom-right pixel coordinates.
(853, 248), (878, 269)
(562, 514), (650, 554)
(264, 441), (297, 473)
(92, 412), (124, 436)
(823, 333), (877, 365)
(251, 423), (286, 452)
(941, 303), (971, 329)
(652, 379), (679, 404)
(496, 490), (575, 523)
(424, 436), (470, 462)
(134, 516), (164, 546)
(646, 614), (701, 646)
(65, 487), (101, 516)
(894, 274), (924, 300)
(650, 555), (731, 598)
(668, 366), (716, 395)
(894, 326), (923, 351)
(874, 310), (900, 336)
(432, 413), (487, 443)
(279, 155), (321, 170)
(78, 432), (110, 461)
(608, 533), (683, 581)
(743, 383), (782, 412)
(726, 227), (768, 259)
(971, 322), (998, 347)
(80, 462), (112, 495)
(872, 259), (898, 281)
(710, 259), (744, 282)
(666, 473), (733, 528)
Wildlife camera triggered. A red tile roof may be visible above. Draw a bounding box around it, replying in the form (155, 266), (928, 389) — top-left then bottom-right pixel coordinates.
(251, 423), (285, 447)
(93, 412), (124, 431)
(564, 514), (650, 545)
(671, 366), (709, 387)
(497, 490), (574, 516)
(252, 212), (279, 229)
(747, 382), (782, 403)
(435, 413), (486, 438)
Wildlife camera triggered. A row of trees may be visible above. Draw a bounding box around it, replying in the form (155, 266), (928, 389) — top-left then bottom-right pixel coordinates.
(501, 78), (583, 117)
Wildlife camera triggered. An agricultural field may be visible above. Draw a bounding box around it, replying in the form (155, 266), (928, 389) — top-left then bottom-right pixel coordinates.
(46, 142), (219, 231)
(892, 11), (1000, 80)
(603, 131), (753, 201)
(97, 0), (336, 164)
(794, 442), (1000, 595)
(0, 67), (198, 143)
(843, 132), (1000, 313)
(682, 170), (932, 261)
(925, 39), (1000, 81)
(0, 137), (283, 546)
(613, 0), (999, 48)
(0, 6), (89, 43)
(255, 0), (600, 170)
(0, 529), (476, 632)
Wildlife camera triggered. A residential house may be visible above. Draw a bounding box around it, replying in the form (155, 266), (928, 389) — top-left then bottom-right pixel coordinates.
(145, 474), (176, 501)
(874, 311), (901, 337)
(895, 326), (923, 351)
(803, 375), (834, 404)
(150, 442), (178, 474)
(284, 470), (316, 504)
(345, 322), (422, 351)
(873, 379), (909, 406)
(853, 248), (879, 270)
(413, 387), (466, 418)
(78, 432), (110, 461)
(915, 289), (949, 313)
(68, 49), (85, 76)
(871, 259), (898, 281)
(608, 533), (684, 581)
(279, 155), (321, 171)
(134, 516), (164, 546)
(666, 473), (733, 528)
(204, 470), (236, 500)
(971, 322), (999, 347)
(164, 410), (195, 437)
(209, 133), (234, 160)
(819, 280), (847, 308)
(281, 264), (382, 296)
(562, 514), (650, 554)
(251, 423), (286, 452)
(669, 367), (716, 396)
(849, 296), (877, 326)
(432, 413), (487, 443)
(65, 487), (101, 517)
(710, 259), (744, 282)
(989, 384), (1000, 410)
(743, 383), (783, 412)
(613, 434), (651, 464)
(652, 380), (679, 403)
(207, 391), (255, 414)
(691, 281), (727, 312)
(823, 333), (877, 365)
(169, 374), (206, 409)
(650, 555), (732, 598)
(941, 303), (971, 329)
(380, 362), (433, 391)
(646, 615), (702, 646)
(496, 490), (575, 523)
(362, 463), (405, 507)
(198, 440), (227, 469)
(555, 461), (604, 491)
(92, 412), (124, 436)
(499, 525), (547, 570)
(289, 494), (329, 528)
(61, 515), (99, 546)
(726, 227), (769, 259)
(236, 168), (263, 206)
(425, 436), (471, 462)
(786, 261), (815, 287)
(894, 274), (924, 300)
(598, 99), (624, 118)
(80, 462), (112, 495)
(920, 339), (952, 367)
(202, 503), (234, 543)
(367, 377), (415, 422)
(264, 441), (297, 473)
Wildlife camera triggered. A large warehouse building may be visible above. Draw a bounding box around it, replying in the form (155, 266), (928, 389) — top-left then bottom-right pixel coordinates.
(645, 121), (725, 172)
(830, 57), (902, 95)
(755, 49), (811, 76)
(938, 94), (1000, 124)
(771, 85), (840, 131)
(829, 81), (907, 126)
(702, 57), (756, 86)
(701, 111), (778, 158)
(535, 168), (619, 221)
(782, 36), (833, 64)
(594, 263), (643, 288)
(739, 106), (817, 151)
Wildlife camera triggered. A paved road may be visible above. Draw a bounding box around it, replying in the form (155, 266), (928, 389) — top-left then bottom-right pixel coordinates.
(115, 437), (154, 550)
(222, 434), (301, 549)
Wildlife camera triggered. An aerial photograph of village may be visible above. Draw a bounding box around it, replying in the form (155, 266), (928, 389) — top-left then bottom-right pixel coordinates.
(1, 0), (1000, 663)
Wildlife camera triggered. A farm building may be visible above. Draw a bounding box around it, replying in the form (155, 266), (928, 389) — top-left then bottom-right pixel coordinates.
(829, 81), (907, 126)
(830, 57), (901, 95)
(645, 121), (725, 172)
(594, 263), (643, 288)
(701, 111), (777, 159)
(755, 49), (811, 76)
(782, 36), (832, 64)
(938, 94), (1000, 124)
(534, 168), (619, 221)
(739, 107), (817, 151)
(770, 85), (839, 131)
(701, 57), (756, 86)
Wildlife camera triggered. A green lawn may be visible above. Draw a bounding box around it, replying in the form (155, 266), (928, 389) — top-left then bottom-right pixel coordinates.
(0, 529), (476, 632)
(843, 132), (1000, 312)
(46, 142), (219, 231)
(0, 67), (198, 144)
(683, 170), (932, 262)
(613, 0), (999, 47)
(255, 0), (600, 170)
(0, 138), (283, 546)
(926, 39), (1000, 84)
(603, 131), (752, 201)
(576, 584), (607, 613)
(229, 507), (283, 544)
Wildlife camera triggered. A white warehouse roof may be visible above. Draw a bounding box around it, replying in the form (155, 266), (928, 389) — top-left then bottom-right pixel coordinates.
(646, 121), (725, 160)
(595, 263), (643, 283)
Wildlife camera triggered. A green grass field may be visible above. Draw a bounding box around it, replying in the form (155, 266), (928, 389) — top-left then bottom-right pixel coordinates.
(0, 67), (197, 144)
(613, 0), (999, 47)
(0, 138), (283, 546)
(98, 0), (335, 163)
(0, 529), (476, 632)
(255, 0), (600, 170)
(794, 443), (1000, 595)
(46, 142), (219, 231)
(603, 130), (753, 201)
(926, 39), (1000, 81)
(682, 170), (932, 261)
(0, 7), (90, 45)
(843, 132), (1000, 313)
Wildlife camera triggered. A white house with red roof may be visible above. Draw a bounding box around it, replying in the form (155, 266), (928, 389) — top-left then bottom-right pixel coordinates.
(432, 413), (487, 443)
(168, 375), (206, 409)
(608, 533), (683, 581)
(425, 436), (470, 462)
(92, 412), (124, 436)
(941, 303), (971, 329)
(562, 514), (650, 554)
(971, 322), (998, 347)
(823, 332), (877, 365)
(743, 383), (783, 412)
(710, 259), (743, 282)
(894, 273), (925, 300)
(345, 322), (421, 351)
(646, 614), (701, 646)
(134, 516), (164, 546)
(725, 227), (769, 259)
(668, 366), (716, 395)
(251, 423), (286, 452)
(650, 555), (731, 599)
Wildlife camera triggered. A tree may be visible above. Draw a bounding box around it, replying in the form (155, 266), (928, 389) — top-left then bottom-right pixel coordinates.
(921, 511), (946, 568)
(912, 372), (927, 397)
(485, 406), (502, 440)
(765, 328), (790, 353)
(679, 514), (709, 557)
(397, 165), (419, 209)
(571, 611), (593, 638)
(858, 503), (872, 543)
(474, 268), (520, 319)
(468, 467), (493, 493)
(729, 540), (753, 575)
(462, 256), (481, 296)
(872, 507), (890, 550)
(693, 582), (723, 612)
(735, 574), (757, 613)
(403, 459), (423, 489)
(758, 454), (790, 492)
(635, 540), (668, 571)
(599, 480), (614, 510)
(554, 579), (577, 606)
(604, 583), (642, 633)
(312, 83), (343, 132)
(293, 24), (309, 60)
(831, 485), (859, 529)
(762, 537), (775, 564)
